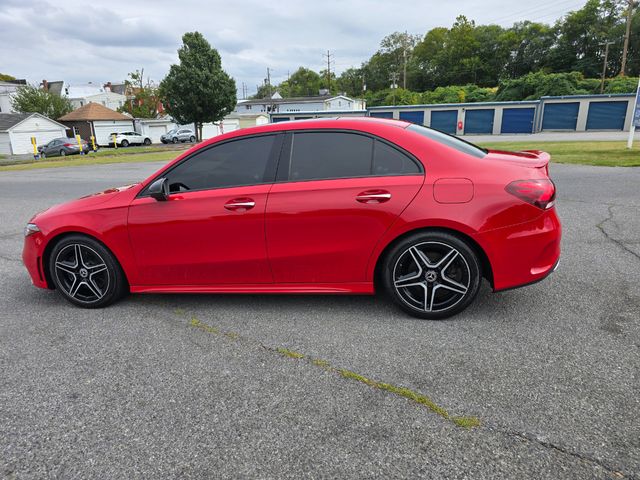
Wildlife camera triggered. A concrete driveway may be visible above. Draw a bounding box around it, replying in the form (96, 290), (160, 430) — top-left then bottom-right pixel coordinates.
(0, 160), (638, 479)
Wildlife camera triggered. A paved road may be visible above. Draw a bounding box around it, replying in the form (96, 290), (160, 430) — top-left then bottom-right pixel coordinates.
(0, 160), (638, 479)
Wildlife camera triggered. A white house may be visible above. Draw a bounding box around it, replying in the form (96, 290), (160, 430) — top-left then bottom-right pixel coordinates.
(234, 92), (366, 114)
(65, 83), (127, 111)
(0, 81), (25, 114)
(0, 113), (68, 155)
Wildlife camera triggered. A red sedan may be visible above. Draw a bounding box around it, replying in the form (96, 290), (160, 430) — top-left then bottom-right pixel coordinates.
(22, 118), (560, 319)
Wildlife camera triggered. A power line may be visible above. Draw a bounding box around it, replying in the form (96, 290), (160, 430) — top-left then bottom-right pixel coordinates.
(487, 0), (582, 24)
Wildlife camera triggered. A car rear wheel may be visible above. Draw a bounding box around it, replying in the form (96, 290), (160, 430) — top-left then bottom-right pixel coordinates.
(120, 139), (129, 147)
(382, 232), (481, 320)
(143, 138), (151, 145)
(59, 150), (66, 156)
(49, 235), (128, 308)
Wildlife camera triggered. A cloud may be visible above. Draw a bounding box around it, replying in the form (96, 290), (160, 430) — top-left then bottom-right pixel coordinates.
(1, 0), (582, 96)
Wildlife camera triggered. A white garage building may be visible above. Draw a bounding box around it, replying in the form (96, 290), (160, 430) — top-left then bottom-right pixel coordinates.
(0, 113), (68, 155)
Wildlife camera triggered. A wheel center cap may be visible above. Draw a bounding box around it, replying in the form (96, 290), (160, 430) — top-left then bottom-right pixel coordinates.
(425, 270), (438, 282)
(79, 268), (88, 278)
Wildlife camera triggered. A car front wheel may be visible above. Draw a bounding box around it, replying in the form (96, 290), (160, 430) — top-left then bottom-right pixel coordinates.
(143, 138), (151, 145)
(49, 235), (128, 308)
(172, 137), (178, 144)
(120, 140), (129, 147)
(382, 231), (482, 320)
(189, 136), (195, 142)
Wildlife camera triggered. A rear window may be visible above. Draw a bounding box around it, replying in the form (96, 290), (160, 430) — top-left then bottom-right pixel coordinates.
(407, 124), (487, 158)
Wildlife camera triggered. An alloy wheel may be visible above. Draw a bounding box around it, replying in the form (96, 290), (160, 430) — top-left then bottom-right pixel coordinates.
(54, 243), (110, 304)
(392, 241), (471, 313)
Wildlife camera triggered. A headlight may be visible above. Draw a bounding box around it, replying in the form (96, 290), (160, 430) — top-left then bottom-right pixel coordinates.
(24, 223), (40, 237)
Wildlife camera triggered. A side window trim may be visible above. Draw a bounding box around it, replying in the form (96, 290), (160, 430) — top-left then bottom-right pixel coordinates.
(137, 132), (283, 198)
(275, 129), (423, 184)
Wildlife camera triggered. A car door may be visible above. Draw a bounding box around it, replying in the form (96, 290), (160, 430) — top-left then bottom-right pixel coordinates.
(128, 133), (282, 286)
(265, 131), (424, 284)
(46, 139), (60, 156)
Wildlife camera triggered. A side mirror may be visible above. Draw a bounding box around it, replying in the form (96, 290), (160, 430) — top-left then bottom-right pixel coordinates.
(148, 177), (169, 201)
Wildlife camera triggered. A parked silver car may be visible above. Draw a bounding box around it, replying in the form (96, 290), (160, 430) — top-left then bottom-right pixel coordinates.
(161, 128), (196, 144)
(38, 137), (90, 158)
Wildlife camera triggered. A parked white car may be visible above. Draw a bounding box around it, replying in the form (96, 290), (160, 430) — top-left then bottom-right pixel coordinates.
(111, 131), (152, 147)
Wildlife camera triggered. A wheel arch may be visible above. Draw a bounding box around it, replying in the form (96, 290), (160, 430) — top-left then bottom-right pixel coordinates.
(372, 226), (494, 292)
(42, 231), (131, 291)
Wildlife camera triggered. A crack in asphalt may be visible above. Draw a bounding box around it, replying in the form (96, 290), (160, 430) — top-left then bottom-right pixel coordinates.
(181, 312), (638, 477)
(487, 426), (633, 479)
(596, 205), (640, 262)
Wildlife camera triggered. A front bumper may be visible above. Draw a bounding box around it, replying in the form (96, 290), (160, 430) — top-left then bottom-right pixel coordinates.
(474, 208), (562, 291)
(22, 232), (48, 289)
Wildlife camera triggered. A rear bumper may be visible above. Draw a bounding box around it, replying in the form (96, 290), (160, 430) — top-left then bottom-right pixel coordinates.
(474, 208), (561, 291)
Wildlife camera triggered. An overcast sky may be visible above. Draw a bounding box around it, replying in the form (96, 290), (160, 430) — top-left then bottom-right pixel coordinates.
(1, 0), (585, 97)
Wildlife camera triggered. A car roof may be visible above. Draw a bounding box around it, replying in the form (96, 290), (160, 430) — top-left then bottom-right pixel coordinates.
(205, 117), (410, 146)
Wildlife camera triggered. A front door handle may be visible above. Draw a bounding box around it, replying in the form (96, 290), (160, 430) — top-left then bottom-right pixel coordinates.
(224, 197), (256, 211)
(356, 190), (392, 204)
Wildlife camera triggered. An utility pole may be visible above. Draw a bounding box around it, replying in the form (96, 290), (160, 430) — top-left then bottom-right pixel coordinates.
(620, 0), (636, 76)
(266, 68), (272, 98)
(323, 50), (333, 91)
(390, 72), (399, 105)
(403, 48), (407, 90)
(600, 41), (615, 94)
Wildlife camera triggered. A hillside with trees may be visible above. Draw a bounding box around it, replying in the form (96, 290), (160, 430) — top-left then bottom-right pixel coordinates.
(254, 0), (639, 106)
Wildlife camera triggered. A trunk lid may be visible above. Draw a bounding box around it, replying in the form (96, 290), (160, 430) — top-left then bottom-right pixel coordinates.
(486, 149), (551, 173)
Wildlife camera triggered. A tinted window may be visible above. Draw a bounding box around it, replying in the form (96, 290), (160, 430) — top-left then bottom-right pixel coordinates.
(373, 140), (421, 175)
(407, 124), (487, 158)
(289, 132), (373, 181)
(164, 135), (276, 193)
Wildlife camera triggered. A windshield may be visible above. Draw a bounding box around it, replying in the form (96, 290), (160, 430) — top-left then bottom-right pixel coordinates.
(166, 129), (177, 134)
(407, 124), (487, 158)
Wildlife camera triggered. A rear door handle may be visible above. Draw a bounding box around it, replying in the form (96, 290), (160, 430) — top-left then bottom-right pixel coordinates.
(356, 190), (392, 204)
(224, 197), (256, 211)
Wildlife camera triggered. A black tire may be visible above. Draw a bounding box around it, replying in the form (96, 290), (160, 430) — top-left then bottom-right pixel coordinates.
(48, 235), (128, 308)
(120, 139), (129, 147)
(382, 231), (482, 320)
(59, 150), (66, 157)
(172, 137), (178, 144)
(189, 136), (195, 143)
(143, 138), (151, 145)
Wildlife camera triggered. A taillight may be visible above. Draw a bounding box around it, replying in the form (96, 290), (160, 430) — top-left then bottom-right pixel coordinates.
(63, 143), (74, 147)
(505, 179), (556, 210)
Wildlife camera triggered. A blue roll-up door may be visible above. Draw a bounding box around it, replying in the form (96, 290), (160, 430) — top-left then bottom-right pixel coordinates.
(542, 103), (579, 130)
(586, 101), (628, 130)
(501, 108), (535, 134)
(464, 109), (495, 134)
(430, 110), (458, 134)
(271, 117), (290, 123)
(370, 111), (394, 118)
(399, 111), (424, 124)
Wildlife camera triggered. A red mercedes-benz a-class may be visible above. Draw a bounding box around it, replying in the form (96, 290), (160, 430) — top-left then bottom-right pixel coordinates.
(22, 118), (560, 319)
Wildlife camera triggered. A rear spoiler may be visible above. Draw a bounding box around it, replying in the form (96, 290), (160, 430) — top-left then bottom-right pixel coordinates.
(519, 150), (551, 173)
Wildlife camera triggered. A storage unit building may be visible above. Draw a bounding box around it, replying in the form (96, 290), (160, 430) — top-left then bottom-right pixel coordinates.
(270, 110), (367, 123)
(0, 113), (67, 155)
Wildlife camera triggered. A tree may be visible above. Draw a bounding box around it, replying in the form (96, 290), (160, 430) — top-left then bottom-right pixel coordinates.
(159, 32), (236, 141)
(118, 70), (162, 118)
(11, 84), (72, 119)
(286, 67), (322, 97)
(0, 73), (16, 82)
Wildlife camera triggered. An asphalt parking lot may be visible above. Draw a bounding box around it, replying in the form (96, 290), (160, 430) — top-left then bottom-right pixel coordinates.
(1, 160), (639, 479)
